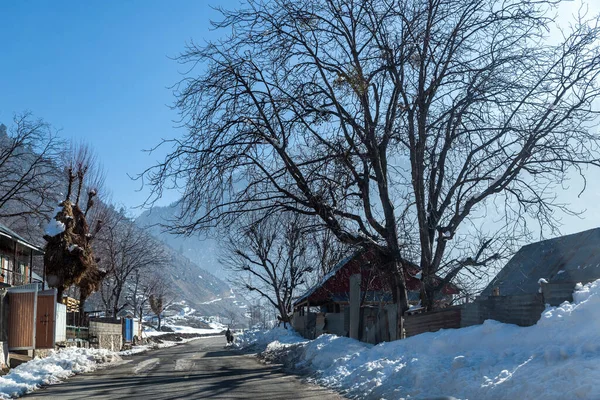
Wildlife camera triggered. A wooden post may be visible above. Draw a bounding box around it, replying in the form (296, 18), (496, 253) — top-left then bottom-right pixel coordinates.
(29, 249), (33, 284)
(13, 240), (17, 285)
(349, 273), (361, 340)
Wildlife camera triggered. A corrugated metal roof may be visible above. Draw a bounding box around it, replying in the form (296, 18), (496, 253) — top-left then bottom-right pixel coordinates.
(0, 223), (44, 255)
(482, 227), (600, 296)
(293, 253), (355, 306)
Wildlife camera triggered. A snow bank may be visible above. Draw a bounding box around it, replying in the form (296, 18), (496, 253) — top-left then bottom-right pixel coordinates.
(247, 280), (600, 400)
(0, 347), (120, 399)
(235, 326), (305, 350)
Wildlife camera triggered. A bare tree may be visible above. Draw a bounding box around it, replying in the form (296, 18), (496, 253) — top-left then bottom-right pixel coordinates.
(148, 279), (174, 330)
(0, 113), (62, 222)
(142, 0), (600, 322)
(222, 213), (314, 326)
(44, 143), (106, 309)
(97, 210), (168, 317)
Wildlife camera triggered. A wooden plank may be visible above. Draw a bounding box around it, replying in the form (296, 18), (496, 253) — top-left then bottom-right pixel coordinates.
(8, 291), (37, 350)
(404, 308), (462, 337)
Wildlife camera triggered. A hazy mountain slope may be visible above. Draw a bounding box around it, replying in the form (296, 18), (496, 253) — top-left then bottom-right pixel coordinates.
(135, 206), (247, 320)
(135, 204), (226, 279)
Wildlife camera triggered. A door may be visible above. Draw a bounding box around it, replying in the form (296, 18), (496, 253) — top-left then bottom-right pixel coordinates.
(124, 318), (133, 342)
(35, 290), (57, 349)
(7, 284), (38, 350)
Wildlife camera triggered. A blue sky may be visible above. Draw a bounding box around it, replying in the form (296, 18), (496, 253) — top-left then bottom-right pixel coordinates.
(0, 1), (238, 213)
(1, 1), (600, 237)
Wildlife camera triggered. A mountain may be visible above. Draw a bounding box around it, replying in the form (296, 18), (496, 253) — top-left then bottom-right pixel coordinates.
(135, 205), (248, 320)
(135, 204), (227, 279)
(159, 244), (247, 320)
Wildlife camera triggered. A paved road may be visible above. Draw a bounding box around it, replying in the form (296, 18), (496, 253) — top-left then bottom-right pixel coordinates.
(25, 336), (344, 399)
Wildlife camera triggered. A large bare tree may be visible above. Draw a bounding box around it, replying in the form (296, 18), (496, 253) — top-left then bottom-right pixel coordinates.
(44, 143), (106, 309)
(142, 0), (600, 319)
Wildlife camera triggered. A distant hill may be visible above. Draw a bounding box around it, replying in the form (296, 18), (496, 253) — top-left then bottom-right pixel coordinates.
(135, 204), (248, 320)
(135, 204), (227, 279)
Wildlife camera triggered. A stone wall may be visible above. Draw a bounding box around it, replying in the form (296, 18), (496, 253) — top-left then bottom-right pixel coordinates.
(89, 319), (123, 351)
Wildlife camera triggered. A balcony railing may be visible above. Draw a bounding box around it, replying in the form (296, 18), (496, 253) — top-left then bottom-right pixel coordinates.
(0, 266), (42, 287)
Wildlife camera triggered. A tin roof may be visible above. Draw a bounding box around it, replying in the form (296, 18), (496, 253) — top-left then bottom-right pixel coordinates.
(482, 227), (600, 296)
(294, 250), (459, 307)
(0, 223), (44, 255)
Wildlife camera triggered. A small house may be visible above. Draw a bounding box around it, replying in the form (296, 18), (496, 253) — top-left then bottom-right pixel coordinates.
(0, 222), (66, 367)
(292, 250), (460, 343)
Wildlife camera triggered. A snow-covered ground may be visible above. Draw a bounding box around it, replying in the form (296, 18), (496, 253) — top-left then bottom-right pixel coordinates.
(0, 347), (120, 400)
(142, 302), (227, 336)
(142, 324), (223, 337)
(237, 280), (600, 400)
(119, 336), (215, 356)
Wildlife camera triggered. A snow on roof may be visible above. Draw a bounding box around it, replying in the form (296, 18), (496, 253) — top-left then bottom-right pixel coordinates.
(293, 253), (356, 306)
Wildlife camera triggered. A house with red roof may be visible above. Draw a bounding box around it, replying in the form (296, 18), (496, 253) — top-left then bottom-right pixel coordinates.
(292, 250), (460, 343)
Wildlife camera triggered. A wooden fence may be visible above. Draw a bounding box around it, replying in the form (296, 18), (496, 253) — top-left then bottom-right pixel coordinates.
(461, 293), (545, 327)
(404, 307), (462, 338)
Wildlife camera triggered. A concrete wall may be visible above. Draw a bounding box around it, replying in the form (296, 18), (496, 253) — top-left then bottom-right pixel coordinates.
(55, 303), (67, 343)
(0, 290), (7, 342)
(291, 312), (317, 339)
(0, 341), (8, 368)
(325, 313), (345, 336)
(89, 319), (123, 351)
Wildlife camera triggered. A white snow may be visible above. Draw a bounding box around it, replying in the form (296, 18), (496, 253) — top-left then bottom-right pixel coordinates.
(239, 279), (600, 400)
(45, 205), (66, 237)
(67, 244), (80, 252)
(45, 218), (65, 237)
(200, 297), (222, 305)
(119, 345), (152, 356)
(142, 325), (222, 337)
(0, 347), (120, 399)
(538, 278), (548, 293)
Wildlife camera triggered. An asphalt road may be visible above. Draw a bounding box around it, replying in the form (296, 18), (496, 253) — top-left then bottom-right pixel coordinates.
(24, 336), (344, 400)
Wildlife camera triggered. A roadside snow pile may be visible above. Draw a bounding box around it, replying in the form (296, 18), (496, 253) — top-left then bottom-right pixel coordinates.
(235, 326), (305, 350)
(119, 345), (152, 356)
(0, 347), (120, 399)
(248, 280), (600, 400)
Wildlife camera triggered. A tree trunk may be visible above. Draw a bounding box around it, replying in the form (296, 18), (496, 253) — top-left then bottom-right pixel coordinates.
(157, 314), (162, 330)
(420, 273), (436, 311)
(391, 267), (409, 340)
(79, 295), (87, 316)
(56, 286), (64, 304)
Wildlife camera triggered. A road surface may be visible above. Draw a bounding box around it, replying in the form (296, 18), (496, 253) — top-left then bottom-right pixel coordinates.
(24, 336), (344, 399)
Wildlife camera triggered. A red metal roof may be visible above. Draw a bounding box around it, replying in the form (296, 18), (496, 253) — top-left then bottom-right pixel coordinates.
(294, 250), (459, 306)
